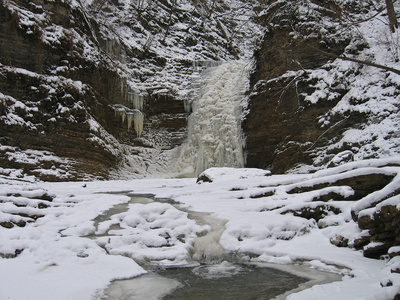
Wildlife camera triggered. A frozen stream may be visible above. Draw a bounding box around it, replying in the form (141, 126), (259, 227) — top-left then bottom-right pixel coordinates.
(87, 194), (340, 300)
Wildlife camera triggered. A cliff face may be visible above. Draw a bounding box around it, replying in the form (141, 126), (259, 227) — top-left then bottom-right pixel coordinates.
(244, 1), (400, 173)
(0, 1), (126, 179)
(2, 0), (400, 180)
(243, 1), (352, 173)
(0, 0), (259, 180)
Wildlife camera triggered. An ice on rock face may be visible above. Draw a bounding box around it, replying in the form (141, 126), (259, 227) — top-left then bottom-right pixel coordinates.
(176, 60), (249, 176)
(128, 92), (144, 111)
(126, 110), (144, 137)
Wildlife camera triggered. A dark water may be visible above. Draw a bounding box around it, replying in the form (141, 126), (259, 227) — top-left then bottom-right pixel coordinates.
(158, 262), (307, 300)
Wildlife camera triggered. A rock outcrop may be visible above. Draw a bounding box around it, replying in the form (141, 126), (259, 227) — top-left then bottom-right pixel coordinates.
(243, 1), (400, 173)
(356, 204), (400, 259)
(284, 160), (400, 260)
(243, 1), (354, 173)
(1, 0), (255, 180)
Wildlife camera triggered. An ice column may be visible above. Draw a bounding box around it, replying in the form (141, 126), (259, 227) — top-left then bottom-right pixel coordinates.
(176, 61), (249, 176)
(114, 87), (145, 137)
(126, 111), (144, 137)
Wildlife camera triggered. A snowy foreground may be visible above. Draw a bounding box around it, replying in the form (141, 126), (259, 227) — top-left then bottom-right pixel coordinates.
(1, 158), (400, 299)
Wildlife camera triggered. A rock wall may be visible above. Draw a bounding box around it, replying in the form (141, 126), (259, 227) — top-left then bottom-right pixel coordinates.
(1, 0), (254, 180)
(0, 1), (125, 180)
(243, 1), (369, 173)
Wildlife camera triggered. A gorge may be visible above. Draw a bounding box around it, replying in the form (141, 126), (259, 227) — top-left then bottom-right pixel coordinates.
(1, 0), (400, 299)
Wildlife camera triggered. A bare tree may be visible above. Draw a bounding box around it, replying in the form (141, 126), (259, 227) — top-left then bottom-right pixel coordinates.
(385, 0), (398, 32)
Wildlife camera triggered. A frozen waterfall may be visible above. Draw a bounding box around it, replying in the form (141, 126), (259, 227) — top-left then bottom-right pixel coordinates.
(176, 60), (249, 176)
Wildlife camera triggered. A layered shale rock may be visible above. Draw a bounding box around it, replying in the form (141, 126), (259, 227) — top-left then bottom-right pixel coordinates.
(243, 1), (395, 173)
(1, 0), (255, 179)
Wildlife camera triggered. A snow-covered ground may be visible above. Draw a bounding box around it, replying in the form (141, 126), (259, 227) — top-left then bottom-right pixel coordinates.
(1, 157), (400, 299)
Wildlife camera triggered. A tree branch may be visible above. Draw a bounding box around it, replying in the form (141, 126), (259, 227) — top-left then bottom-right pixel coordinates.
(305, 43), (400, 76)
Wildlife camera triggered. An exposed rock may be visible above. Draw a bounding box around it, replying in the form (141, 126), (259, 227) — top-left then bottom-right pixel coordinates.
(288, 173), (395, 201)
(0, 249), (23, 259)
(1, 0), (253, 180)
(357, 205), (400, 258)
(144, 93), (187, 149)
(330, 235), (349, 248)
(196, 173), (213, 183)
(36, 193), (55, 202)
(0, 221), (14, 229)
(354, 235), (371, 250)
(282, 204), (341, 222)
(243, 1), (367, 173)
(0, 64), (120, 180)
(15, 219), (26, 227)
(389, 246), (400, 259)
(250, 191), (274, 198)
(327, 150), (354, 168)
(363, 242), (391, 259)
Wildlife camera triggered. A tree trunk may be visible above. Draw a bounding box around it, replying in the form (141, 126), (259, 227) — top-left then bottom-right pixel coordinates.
(385, 0), (398, 32)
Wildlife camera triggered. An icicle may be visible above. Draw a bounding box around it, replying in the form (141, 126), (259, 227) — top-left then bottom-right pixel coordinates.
(114, 109), (126, 123)
(139, 95), (144, 111)
(120, 76), (126, 97)
(128, 92), (133, 105)
(126, 112), (134, 130)
(133, 110), (144, 137)
(120, 47), (126, 64)
(128, 91), (144, 111)
(125, 110), (144, 137)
